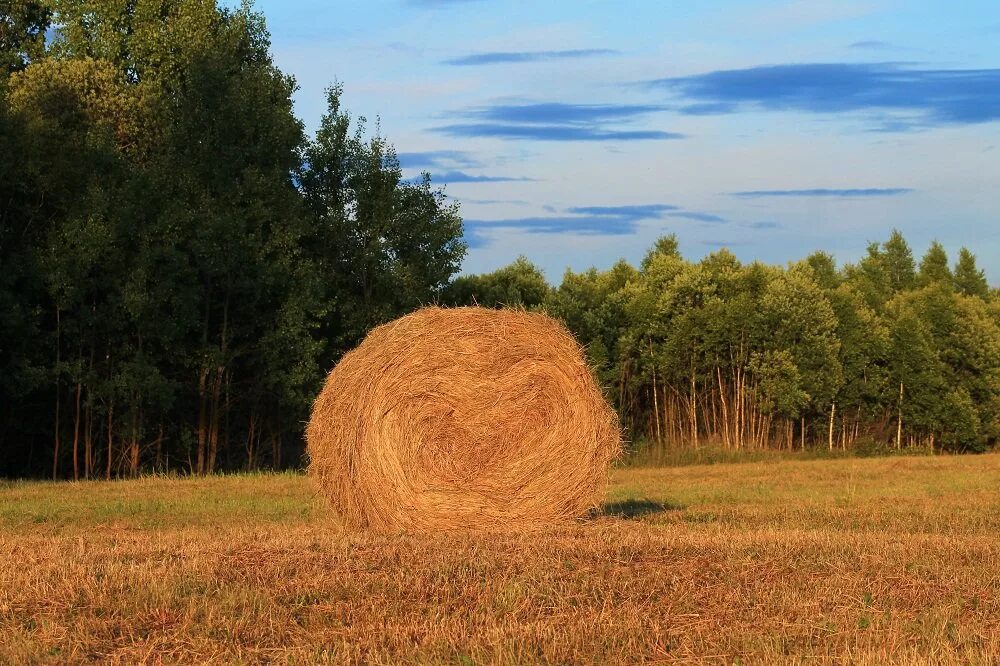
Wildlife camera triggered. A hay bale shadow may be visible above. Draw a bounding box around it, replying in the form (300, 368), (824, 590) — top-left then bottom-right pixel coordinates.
(592, 498), (684, 521)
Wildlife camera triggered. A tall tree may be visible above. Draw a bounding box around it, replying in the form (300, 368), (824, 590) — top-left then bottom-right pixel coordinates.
(882, 229), (917, 293)
(804, 251), (840, 290)
(917, 240), (952, 287)
(300, 86), (466, 362)
(954, 247), (989, 299)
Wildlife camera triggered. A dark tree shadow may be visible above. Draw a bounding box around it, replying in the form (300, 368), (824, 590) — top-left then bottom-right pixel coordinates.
(591, 498), (684, 520)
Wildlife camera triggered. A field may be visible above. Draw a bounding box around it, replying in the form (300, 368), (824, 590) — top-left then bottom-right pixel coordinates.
(1, 455), (998, 665)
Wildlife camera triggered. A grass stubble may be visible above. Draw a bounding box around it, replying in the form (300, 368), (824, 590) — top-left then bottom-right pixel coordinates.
(0, 455), (998, 664)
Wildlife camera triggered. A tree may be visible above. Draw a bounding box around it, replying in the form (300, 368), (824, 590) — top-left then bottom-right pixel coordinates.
(640, 234), (681, 271)
(843, 242), (891, 311)
(758, 267), (843, 433)
(15, 0), (323, 476)
(917, 240), (951, 287)
(826, 285), (890, 443)
(300, 85), (466, 362)
(882, 229), (917, 293)
(0, 1), (50, 74)
(804, 251), (840, 290)
(546, 260), (637, 392)
(954, 247), (989, 299)
(443, 257), (550, 309)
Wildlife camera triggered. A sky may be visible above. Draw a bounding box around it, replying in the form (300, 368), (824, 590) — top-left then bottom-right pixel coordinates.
(240, 0), (999, 282)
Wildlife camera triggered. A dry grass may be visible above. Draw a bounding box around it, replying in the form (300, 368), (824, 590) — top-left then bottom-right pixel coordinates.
(1, 454), (998, 664)
(306, 307), (620, 532)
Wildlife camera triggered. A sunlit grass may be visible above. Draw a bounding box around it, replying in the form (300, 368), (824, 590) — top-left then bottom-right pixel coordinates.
(1, 455), (998, 663)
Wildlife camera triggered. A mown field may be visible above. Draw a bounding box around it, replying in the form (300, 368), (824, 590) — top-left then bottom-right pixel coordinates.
(1, 455), (998, 665)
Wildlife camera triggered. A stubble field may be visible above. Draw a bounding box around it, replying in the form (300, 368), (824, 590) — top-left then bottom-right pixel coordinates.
(1, 454), (998, 664)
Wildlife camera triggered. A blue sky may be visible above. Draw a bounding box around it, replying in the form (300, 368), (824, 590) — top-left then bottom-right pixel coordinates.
(242, 0), (999, 281)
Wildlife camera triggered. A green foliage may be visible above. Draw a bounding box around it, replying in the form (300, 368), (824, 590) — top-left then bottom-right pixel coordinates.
(917, 240), (951, 287)
(954, 247), (989, 299)
(0, 1), (50, 74)
(803, 251), (840, 290)
(299, 86), (465, 358)
(1, 2), (464, 478)
(533, 234), (996, 454)
(442, 256), (549, 310)
(881, 229), (916, 293)
(0, 1), (995, 475)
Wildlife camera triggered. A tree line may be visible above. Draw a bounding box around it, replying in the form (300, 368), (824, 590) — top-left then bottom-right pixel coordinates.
(444, 236), (1000, 456)
(0, 1), (464, 478)
(3, 2), (997, 480)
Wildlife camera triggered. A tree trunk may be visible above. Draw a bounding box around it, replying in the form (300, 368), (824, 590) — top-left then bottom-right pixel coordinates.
(196, 366), (208, 475)
(84, 400), (93, 480)
(52, 307), (61, 480)
(828, 402), (836, 452)
(896, 382), (904, 450)
(106, 403), (114, 480)
(717, 367), (731, 449)
(207, 367), (223, 474)
(689, 359), (698, 448)
(72, 381), (82, 481)
(650, 341), (661, 446)
(245, 410), (258, 472)
(154, 425), (164, 473)
(129, 408), (140, 478)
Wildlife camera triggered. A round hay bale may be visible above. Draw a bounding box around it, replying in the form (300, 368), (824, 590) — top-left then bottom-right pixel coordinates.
(306, 306), (621, 532)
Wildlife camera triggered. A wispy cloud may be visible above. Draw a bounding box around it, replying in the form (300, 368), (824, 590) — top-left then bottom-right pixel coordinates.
(434, 124), (681, 141)
(397, 150), (480, 169)
(444, 49), (619, 66)
(466, 215), (642, 236)
(848, 40), (895, 49)
(565, 204), (679, 218)
(667, 211), (727, 223)
(463, 102), (666, 124)
(422, 171), (536, 183)
(463, 201), (749, 249)
(433, 102), (681, 142)
(459, 198), (532, 206)
(650, 63), (1000, 128)
(731, 188), (913, 197)
(465, 203), (679, 243)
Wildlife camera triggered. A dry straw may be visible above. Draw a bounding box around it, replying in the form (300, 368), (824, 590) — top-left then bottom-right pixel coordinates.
(306, 306), (622, 532)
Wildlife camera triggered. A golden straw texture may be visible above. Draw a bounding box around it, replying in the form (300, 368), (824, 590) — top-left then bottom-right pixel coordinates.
(306, 306), (621, 532)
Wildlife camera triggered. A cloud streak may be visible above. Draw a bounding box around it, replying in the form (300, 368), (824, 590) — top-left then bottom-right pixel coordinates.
(650, 63), (1000, 128)
(463, 202), (737, 248)
(421, 171), (535, 183)
(465, 102), (666, 124)
(397, 150), (480, 169)
(731, 188), (914, 197)
(465, 203), (679, 242)
(667, 211), (727, 223)
(434, 124), (681, 141)
(566, 204), (679, 218)
(433, 102), (681, 142)
(444, 49), (618, 66)
(848, 40), (894, 49)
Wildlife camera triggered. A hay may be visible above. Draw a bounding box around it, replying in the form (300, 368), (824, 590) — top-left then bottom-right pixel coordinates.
(306, 306), (621, 532)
